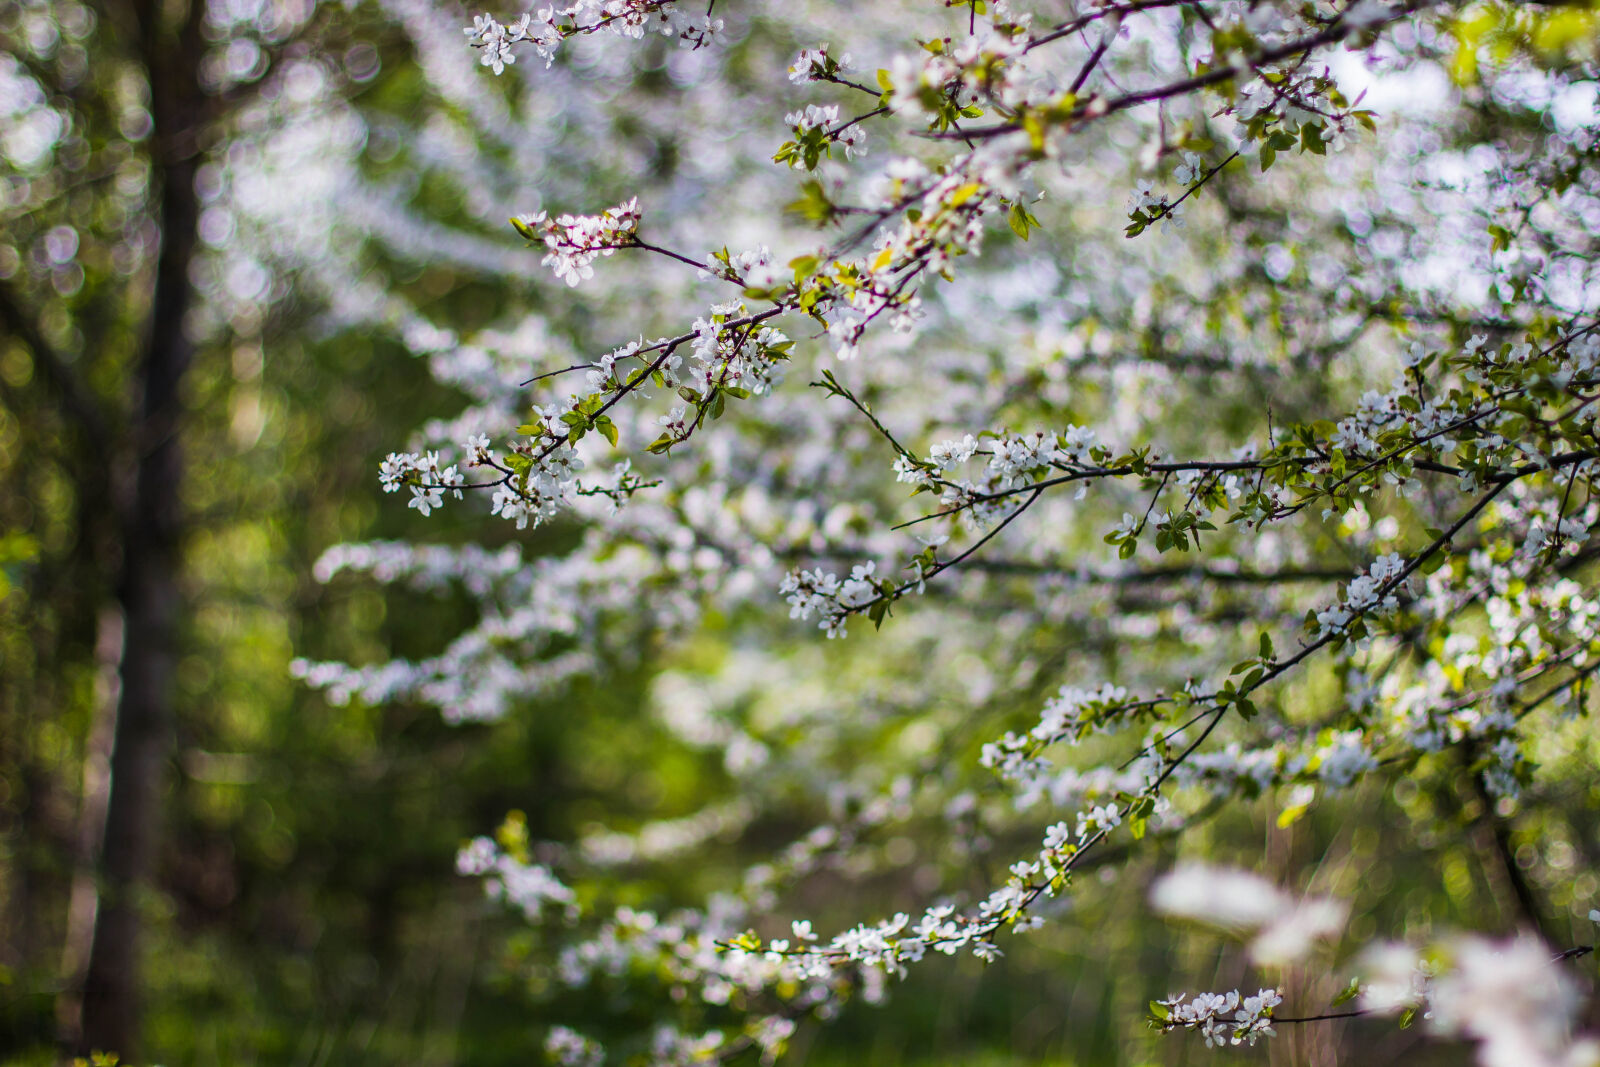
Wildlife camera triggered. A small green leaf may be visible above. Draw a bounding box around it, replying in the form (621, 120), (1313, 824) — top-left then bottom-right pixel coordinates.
(785, 180), (838, 226)
(1331, 978), (1362, 1007)
(1008, 202), (1031, 241)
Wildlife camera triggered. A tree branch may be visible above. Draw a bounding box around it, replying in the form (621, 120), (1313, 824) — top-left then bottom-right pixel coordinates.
(0, 277), (111, 451)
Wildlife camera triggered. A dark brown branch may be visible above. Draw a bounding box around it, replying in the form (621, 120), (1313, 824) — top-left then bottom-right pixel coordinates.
(937, 0), (1435, 141)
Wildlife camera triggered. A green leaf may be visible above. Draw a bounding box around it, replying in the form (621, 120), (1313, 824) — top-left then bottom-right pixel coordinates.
(1331, 978), (1362, 1007)
(785, 180), (838, 226)
(1008, 202), (1031, 241)
(596, 417), (618, 446)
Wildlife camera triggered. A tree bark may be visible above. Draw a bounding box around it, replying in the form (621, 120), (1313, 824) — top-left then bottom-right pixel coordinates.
(77, 0), (206, 1053)
(56, 606), (122, 1049)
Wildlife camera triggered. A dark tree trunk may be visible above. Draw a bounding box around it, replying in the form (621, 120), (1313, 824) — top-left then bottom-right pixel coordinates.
(78, 0), (206, 1054)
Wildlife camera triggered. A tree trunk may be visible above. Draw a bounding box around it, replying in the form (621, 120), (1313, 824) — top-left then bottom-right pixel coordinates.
(56, 606), (122, 1049)
(77, 0), (205, 1053)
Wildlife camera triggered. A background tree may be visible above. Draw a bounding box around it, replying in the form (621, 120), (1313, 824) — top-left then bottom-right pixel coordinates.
(0, 0), (212, 1048)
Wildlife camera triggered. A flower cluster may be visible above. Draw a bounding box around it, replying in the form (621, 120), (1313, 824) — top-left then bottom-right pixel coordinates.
(455, 835), (577, 921)
(1032, 683), (1132, 744)
(377, 449), (465, 517)
(788, 45), (851, 85)
(685, 301), (791, 397)
(778, 103), (867, 165)
(492, 436), (584, 528)
(779, 561), (882, 639)
(1150, 865), (1347, 966)
(1361, 937), (1600, 1067)
(463, 11), (556, 73)
(884, 14), (1033, 120)
(545, 1026), (604, 1067)
(1315, 551), (1408, 637)
(700, 245), (784, 290)
(1152, 988), (1283, 1048)
(512, 198), (642, 287)
(1126, 179), (1186, 235)
(899, 422), (1107, 528)
(464, 2), (720, 73)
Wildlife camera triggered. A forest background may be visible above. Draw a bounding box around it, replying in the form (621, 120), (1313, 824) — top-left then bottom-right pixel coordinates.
(4, 0), (1600, 1065)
